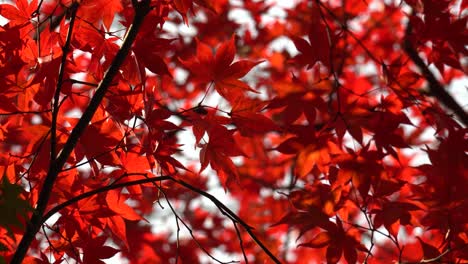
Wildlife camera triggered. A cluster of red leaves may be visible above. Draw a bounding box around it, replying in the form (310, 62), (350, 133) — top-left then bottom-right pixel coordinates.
(0, 0), (467, 263)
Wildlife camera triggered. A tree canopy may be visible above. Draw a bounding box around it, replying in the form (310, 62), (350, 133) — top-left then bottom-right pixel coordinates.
(0, 0), (467, 263)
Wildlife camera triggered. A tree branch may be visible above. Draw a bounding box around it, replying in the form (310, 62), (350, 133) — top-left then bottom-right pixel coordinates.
(42, 174), (281, 264)
(403, 17), (468, 127)
(42, 174), (170, 223)
(50, 1), (79, 161)
(10, 2), (152, 263)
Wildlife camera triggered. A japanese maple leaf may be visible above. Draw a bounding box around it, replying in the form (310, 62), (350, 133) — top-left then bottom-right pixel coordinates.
(0, 0), (37, 26)
(76, 117), (123, 166)
(417, 237), (442, 261)
(272, 186), (339, 238)
(371, 201), (421, 238)
(106, 190), (143, 221)
(199, 125), (245, 188)
(275, 124), (333, 177)
(180, 35), (261, 102)
(267, 91), (326, 125)
(173, 0), (227, 20)
(229, 97), (279, 136)
(107, 215), (128, 248)
(153, 138), (187, 174)
(79, 236), (120, 264)
(299, 219), (368, 264)
(291, 21), (331, 70)
(133, 37), (174, 76)
(332, 145), (385, 199)
(77, 0), (123, 29)
(183, 107), (230, 145)
(142, 108), (187, 173)
(289, 184), (343, 217)
(173, 0), (193, 22)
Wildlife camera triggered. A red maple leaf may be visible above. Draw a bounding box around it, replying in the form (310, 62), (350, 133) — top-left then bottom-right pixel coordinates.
(291, 21), (331, 70)
(0, 0), (37, 26)
(371, 201), (421, 238)
(180, 35), (261, 102)
(299, 219), (368, 264)
(78, 236), (120, 264)
(77, 117), (123, 167)
(183, 107), (230, 145)
(106, 190), (143, 221)
(199, 125), (245, 188)
(229, 97), (279, 136)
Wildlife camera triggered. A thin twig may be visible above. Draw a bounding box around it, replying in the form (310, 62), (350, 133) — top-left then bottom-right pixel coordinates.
(0, 109), (51, 116)
(234, 222), (249, 264)
(158, 186), (237, 264)
(170, 178), (282, 264)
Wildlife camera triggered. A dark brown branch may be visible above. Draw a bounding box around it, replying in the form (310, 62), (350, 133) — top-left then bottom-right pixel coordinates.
(42, 174), (279, 263)
(42, 174), (170, 223)
(10, 2), (152, 263)
(0, 109), (51, 116)
(20, 166), (282, 263)
(403, 18), (468, 127)
(50, 1), (79, 161)
(234, 222), (249, 264)
(63, 78), (99, 87)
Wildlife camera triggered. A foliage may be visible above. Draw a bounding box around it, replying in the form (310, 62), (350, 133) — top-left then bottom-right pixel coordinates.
(0, 0), (467, 263)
